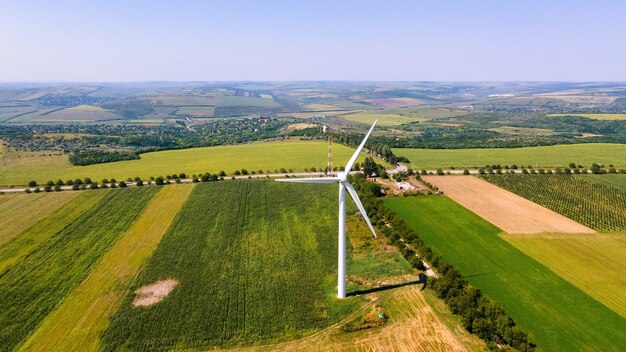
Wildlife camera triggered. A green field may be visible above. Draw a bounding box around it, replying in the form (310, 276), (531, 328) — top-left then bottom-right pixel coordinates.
(482, 175), (626, 231)
(0, 140), (387, 186)
(502, 233), (626, 318)
(385, 196), (626, 351)
(102, 181), (356, 350)
(547, 113), (626, 120)
(0, 180), (445, 351)
(575, 174), (626, 192)
(0, 187), (159, 350)
(394, 143), (626, 168)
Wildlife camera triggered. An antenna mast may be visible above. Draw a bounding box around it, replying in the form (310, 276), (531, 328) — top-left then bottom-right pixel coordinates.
(327, 130), (333, 177)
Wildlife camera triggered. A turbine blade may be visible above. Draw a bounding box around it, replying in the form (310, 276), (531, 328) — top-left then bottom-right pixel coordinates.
(344, 120), (377, 172)
(276, 177), (339, 184)
(345, 182), (378, 238)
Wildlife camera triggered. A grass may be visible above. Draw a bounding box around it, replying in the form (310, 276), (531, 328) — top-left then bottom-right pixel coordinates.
(19, 184), (194, 352)
(0, 143), (67, 171)
(0, 192), (80, 246)
(482, 175), (626, 231)
(575, 174), (626, 192)
(102, 181), (360, 350)
(502, 232), (626, 318)
(0, 190), (107, 275)
(0, 140), (388, 186)
(346, 216), (413, 280)
(0, 187), (159, 351)
(547, 113), (626, 120)
(393, 143), (626, 168)
(384, 196), (626, 352)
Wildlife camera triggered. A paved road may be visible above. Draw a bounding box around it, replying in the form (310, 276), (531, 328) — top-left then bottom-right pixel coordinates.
(0, 168), (553, 194)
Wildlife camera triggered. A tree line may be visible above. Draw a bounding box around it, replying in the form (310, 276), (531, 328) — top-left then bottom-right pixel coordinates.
(69, 150), (140, 166)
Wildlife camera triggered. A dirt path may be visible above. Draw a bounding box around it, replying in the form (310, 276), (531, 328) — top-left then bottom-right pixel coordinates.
(423, 176), (595, 234)
(220, 285), (484, 352)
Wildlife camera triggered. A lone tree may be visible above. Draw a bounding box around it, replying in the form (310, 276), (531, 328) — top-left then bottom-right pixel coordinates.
(363, 157), (379, 176)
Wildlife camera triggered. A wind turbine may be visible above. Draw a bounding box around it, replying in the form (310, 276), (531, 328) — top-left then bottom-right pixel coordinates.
(276, 121), (378, 299)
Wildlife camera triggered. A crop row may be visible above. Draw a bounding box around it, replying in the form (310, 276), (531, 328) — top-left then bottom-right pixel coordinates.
(0, 187), (159, 351)
(482, 175), (626, 231)
(102, 181), (349, 351)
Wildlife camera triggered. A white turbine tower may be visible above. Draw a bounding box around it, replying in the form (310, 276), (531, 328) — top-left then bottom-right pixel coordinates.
(277, 121), (378, 299)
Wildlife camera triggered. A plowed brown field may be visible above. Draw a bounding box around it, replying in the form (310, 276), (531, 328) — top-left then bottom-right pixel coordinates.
(423, 176), (595, 234)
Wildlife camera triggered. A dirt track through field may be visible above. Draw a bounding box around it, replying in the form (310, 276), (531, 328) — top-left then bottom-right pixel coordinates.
(226, 285), (483, 352)
(423, 176), (595, 234)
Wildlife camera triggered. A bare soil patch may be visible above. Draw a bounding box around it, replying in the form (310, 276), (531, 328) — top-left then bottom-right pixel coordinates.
(133, 278), (178, 307)
(423, 176), (595, 234)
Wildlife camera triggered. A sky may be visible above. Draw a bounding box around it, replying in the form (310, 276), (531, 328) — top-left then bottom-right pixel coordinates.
(1, 0), (625, 82)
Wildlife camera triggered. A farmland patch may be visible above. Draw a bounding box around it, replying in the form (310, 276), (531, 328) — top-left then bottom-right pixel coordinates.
(103, 181), (356, 350)
(502, 232), (626, 318)
(482, 174), (626, 231)
(394, 143), (626, 169)
(0, 191), (80, 246)
(0, 190), (107, 275)
(384, 196), (626, 351)
(341, 111), (428, 126)
(0, 140), (388, 186)
(547, 113), (626, 120)
(32, 105), (120, 122)
(423, 176), (594, 234)
(0, 187), (158, 350)
(18, 185), (191, 352)
(575, 174), (626, 192)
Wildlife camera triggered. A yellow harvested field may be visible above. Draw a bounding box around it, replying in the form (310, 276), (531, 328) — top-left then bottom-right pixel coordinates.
(341, 111), (428, 126)
(230, 286), (484, 352)
(503, 232), (626, 318)
(364, 98), (423, 109)
(547, 113), (626, 121)
(175, 106), (215, 117)
(19, 184), (194, 352)
(0, 191), (107, 275)
(306, 103), (342, 110)
(0, 192), (80, 246)
(422, 176), (595, 234)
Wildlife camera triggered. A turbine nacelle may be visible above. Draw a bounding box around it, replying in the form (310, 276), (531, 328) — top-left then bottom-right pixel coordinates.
(337, 171), (348, 183)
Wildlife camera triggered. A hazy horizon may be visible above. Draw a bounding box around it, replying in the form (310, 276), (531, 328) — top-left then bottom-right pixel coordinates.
(2, 0), (625, 82)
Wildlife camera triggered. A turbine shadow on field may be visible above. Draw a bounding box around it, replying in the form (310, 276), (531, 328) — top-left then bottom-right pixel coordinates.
(462, 272), (491, 279)
(347, 275), (427, 296)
